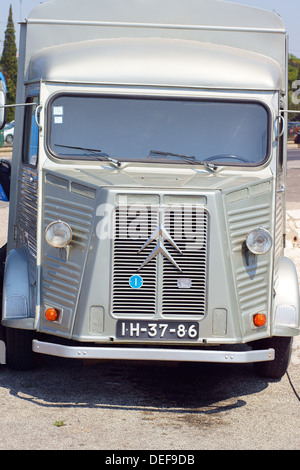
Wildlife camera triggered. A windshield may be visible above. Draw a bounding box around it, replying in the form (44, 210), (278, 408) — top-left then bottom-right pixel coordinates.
(48, 95), (270, 166)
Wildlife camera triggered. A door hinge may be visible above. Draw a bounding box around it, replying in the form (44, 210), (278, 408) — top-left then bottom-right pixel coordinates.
(13, 225), (18, 240)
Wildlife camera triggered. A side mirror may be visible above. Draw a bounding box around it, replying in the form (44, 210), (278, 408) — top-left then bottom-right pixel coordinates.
(0, 82), (6, 130)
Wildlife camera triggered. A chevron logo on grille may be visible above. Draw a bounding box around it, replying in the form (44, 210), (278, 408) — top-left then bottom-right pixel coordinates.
(137, 224), (183, 272)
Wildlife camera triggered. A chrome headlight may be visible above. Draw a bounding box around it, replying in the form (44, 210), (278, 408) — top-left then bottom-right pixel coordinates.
(45, 221), (72, 248)
(246, 228), (272, 255)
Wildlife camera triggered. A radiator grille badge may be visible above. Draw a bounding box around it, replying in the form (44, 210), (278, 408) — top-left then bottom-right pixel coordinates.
(137, 225), (183, 272)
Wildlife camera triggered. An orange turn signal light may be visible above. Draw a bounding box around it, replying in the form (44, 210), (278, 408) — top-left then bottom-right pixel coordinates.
(253, 313), (267, 327)
(45, 307), (59, 322)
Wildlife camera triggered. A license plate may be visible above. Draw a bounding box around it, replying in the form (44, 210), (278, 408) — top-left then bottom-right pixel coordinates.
(116, 320), (199, 341)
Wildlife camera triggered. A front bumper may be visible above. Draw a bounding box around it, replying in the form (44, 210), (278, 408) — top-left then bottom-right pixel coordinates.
(32, 339), (274, 363)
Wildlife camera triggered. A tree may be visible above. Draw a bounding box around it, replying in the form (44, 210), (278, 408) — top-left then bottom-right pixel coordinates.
(288, 54), (300, 122)
(1, 5), (18, 122)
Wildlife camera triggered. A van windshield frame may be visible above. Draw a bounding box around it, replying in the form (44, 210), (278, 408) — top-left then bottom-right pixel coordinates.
(47, 93), (271, 167)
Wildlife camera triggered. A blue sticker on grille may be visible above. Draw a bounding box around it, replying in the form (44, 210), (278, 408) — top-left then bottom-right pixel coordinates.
(129, 275), (143, 289)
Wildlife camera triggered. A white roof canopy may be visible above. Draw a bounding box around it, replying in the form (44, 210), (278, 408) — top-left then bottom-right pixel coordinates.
(28, 37), (283, 90)
(23, 0), (286, 90)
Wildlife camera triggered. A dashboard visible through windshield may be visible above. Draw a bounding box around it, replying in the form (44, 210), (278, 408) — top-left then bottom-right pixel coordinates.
(48, 94), (270, 166)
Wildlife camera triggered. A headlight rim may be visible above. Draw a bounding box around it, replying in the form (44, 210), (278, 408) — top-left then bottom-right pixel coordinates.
(246, 227), (272, 255)
(45, 220), (73, 249)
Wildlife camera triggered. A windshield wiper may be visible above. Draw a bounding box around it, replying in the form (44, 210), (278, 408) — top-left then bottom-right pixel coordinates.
(149, 150), (217, 170)
(54, 144), (121, 167)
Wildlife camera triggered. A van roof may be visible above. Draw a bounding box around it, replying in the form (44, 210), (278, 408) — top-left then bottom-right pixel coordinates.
(28, 37), (283, 91)
(28, 0), (285, 32)
(23, 0), (286, 90)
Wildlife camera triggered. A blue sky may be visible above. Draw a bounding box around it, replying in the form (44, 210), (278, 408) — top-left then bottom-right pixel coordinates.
(1, 0), (300, 56)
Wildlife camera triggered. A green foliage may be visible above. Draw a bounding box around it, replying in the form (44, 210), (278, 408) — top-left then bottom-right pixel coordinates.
(288, 54), (300, 121)
(1, 5), (18, 122)
(54, 420), (65, 427)
(288, 54), (300, 87)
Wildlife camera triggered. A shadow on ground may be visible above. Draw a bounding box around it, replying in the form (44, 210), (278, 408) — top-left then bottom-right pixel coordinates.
(0, 354), (270, 416)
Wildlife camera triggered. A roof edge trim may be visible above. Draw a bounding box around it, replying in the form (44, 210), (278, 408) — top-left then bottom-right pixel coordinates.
(26, 18), (285, 34)
(24, 79), (282, 92)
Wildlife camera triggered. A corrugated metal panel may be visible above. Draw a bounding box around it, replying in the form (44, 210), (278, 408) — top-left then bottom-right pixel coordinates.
(42, 194), (94, 310)
(228, 203), (270, 253)
(44, 196), (93, 248)
(42, 255), (81, 308)
(274, 191), (284, 284)
(227, 203), (271, 314)
(17, 167), (38, 258)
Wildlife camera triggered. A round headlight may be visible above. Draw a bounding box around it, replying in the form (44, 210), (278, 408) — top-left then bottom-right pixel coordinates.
(45, 221), (72, 248)
(246, 228), (272, 255)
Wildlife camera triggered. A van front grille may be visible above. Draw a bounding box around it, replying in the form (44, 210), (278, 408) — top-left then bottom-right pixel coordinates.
(112, 205), (208, 317)
(112, 206), (158, 316)
(162, 207), (208, 315)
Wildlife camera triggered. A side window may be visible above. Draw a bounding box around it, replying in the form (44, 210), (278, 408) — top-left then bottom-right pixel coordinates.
(23, 96), (39, 166)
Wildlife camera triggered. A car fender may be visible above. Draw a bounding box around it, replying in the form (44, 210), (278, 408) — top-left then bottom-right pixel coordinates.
(2, 248), (30, 322)
(272, 257), (300, 336)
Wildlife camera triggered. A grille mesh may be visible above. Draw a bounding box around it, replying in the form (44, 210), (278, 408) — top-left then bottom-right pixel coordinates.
(162, 207), (208, 315)
(112, 205), (208, 317)
(112, 206), (158, 315)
